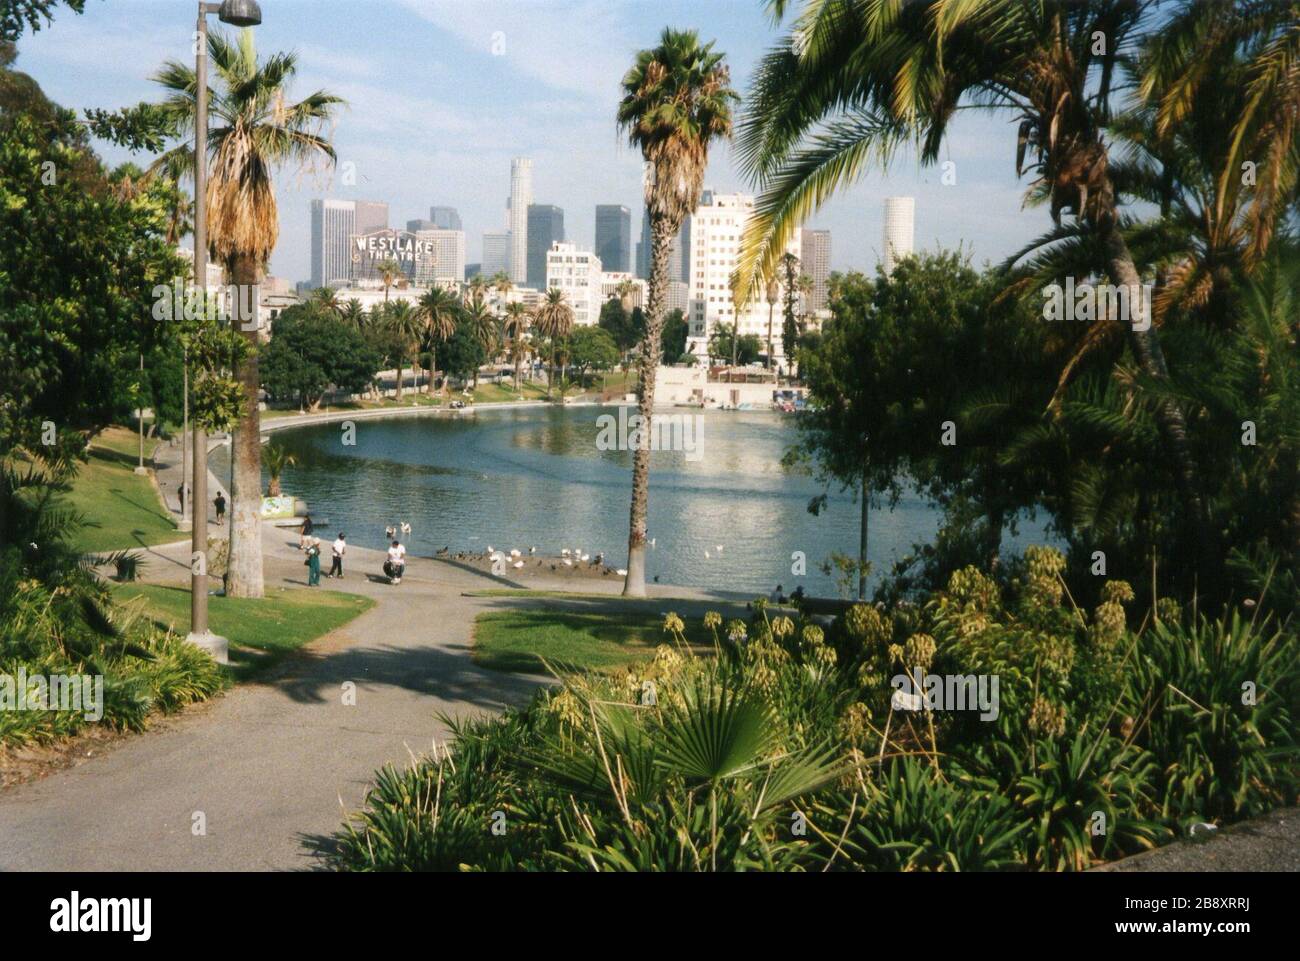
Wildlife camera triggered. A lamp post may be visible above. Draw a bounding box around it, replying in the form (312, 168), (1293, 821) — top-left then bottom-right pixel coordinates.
(187, 0), (262, 663)
(765, 278), (779, 374)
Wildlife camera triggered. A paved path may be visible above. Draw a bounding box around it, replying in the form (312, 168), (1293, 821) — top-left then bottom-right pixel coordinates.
(0, 524), (554, 871)
(1092, 807), (1300, 872)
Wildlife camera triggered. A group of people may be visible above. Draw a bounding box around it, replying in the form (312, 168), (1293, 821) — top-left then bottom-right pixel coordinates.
(297, 514), (406, 586)
(299, 516), (348, 587)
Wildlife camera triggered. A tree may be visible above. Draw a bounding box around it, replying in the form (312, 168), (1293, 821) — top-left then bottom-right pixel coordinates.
(309, 286), (342, 315)
(661, 308), (688, 362)
(151, 28), (343, 598)
(780, 252), (801, 373)
(614, 277), (639, 312)
(708, 322), (760, 366)
(568, 325), (620, 384)
(502, 301), (531, 390)
(376, 258), (404, 302)
(736, 0), (1214, 577)
(260, 305), (379, 411)
(598, 298), (641, 354)
(382, 301), (423, 400)
(262, 443), (296, 498)
(416, 286), (461, 394)
(340, 298), (366, 330)
(440, 315), (488, 387)
(532, 288), (575, 397)
(462, 298), (498, 390)
(616, 27), (737, 596)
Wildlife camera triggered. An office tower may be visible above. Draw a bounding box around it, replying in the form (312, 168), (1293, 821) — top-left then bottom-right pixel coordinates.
(636, 213), (689, 282)
(406, 218), (436, 233)
(800, 228), (832, 312)
(594, 204), (631, 273)
(310, 198), (355, 289)
(508, 158), (533, 283)
(545, 242), (603, 326)
(464, 262), (481, 280)
(353, 200), (389, 235)
(685, 190), (801, 363)
(411, 228), (466, 286)
(481, 231), (510, 277)
(526, 204), (565, 289)
(882, 196), (915, 275)
(429, 206), (462, 231)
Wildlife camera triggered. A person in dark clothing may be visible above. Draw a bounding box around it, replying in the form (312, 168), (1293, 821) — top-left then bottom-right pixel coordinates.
(213, 492), (226, 525)
(299, 514), (314, 550)
(329, 533), (346, 579)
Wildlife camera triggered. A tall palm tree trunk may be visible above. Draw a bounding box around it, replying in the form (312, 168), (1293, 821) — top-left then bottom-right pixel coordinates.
(227, 253), (265, 599)
(1098, 217), (1214, 575)
(623, 215), (674, 597)
(396, 359), (404, 401)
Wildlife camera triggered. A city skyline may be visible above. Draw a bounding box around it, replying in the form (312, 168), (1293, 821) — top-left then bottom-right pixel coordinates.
(14, 0), (1052, 285)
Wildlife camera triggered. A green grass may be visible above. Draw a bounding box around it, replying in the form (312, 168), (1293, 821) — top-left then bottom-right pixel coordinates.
(111, 583), (375, 679)
(472, 607), (711, 674)
(63, 426), (178, 553)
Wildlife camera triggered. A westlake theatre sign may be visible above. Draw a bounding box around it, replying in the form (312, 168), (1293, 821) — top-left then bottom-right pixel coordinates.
(350, 228), (436, 282)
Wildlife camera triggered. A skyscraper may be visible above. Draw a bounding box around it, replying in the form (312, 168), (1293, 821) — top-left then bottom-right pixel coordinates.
(481, 231), (509, 277)
(526, 204), (565, 289)
(508, 158), (533, 283)
(595, 204), (631, 273)
(429, 206), (462, 231)
(882, 196), (915, 275)
(800, 228), (832, 312)
(310, 198), (355, 289)
(353, 200), (389, 235)
(411, 228), (466, 286)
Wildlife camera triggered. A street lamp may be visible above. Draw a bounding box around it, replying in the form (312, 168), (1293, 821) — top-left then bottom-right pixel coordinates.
(765, 277), (779, 375)
(186, 0), (262, 663)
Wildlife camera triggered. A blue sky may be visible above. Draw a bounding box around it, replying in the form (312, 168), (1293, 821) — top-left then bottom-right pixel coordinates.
(16, 0), (1049, 283)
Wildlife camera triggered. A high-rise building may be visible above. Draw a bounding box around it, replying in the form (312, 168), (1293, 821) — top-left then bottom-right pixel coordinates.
(353, 200), (389, 235)
(429, 206), (462, 231)
(508, 158), (533, 283)
(481, 230), (510, 277)
(406, 218), (435, 233)
(464, 262), (481, 281)
(526, 204), (565, 289)
(636, 213), (689, 282)
(882, 196), (915, 275)
(310, 198), (356, 289)
(685, 190), (801, 366)
(595, 204), (631, 273)
(800, 228), (831, 312)
(411, 228), (466, 286)
(545, 242), (602, 327)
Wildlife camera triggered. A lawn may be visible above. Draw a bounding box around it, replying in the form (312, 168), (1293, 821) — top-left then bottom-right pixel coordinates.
(472, 606), (711, 674)
(63, 426), (178, 553)
(111, 583), (375, 679)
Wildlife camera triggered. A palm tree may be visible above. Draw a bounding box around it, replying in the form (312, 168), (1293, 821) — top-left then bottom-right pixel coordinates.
(764, 276), (779, 372)
(463, 298), (498, 390)
(532, 288), (575, 398)
(416, 286), (461, 395)
(377, 258), (404, 302)
(384, 301), (423, 401)
(465, 274), (489, 309)
(615, 277), (640, 313)
(341, 298), (366, 330)
(735, 0), (1215, 575)
(310, 286), (342, 315)
(263, 443), (296, 498)
(502, 301), (531, 390)
(616, 28), (737, 597)
(151, 28), (343, 599)
(491, 270), (513, 310)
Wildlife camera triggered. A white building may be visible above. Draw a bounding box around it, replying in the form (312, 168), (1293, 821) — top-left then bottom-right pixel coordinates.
(685, 190), (802, 367)
(481, 230), (509, 278)
(882, 196), (915, 275)
(599, 271), (647, 311)
(545, 241), (602, 327)
(412, 228), (466, 286)
(309, 198), (355, 289)
(508, 158), (533, 284)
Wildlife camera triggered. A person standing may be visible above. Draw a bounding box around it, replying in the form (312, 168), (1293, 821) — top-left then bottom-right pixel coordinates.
(213, 492), (226, 525)
(329, 533), (346, 579)
(299, 514), (314, 551)
(305, 536), (322, 586)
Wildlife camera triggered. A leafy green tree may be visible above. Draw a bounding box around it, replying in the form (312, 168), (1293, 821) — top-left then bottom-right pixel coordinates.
(260, 305), (379, 411)
(660, 308), (688, 363)
(708, 323), (760, 366)
(598, 298), (641, 354)
(568, 326), (620, 384)
(441, 315), (488, 387)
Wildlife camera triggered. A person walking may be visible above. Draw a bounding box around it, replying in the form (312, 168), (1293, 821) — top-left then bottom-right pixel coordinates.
(299, 514), (314, 551)
(305, 536), (322, 586)
(329, 533), (346, 579)
(213, 492), (226, 525)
